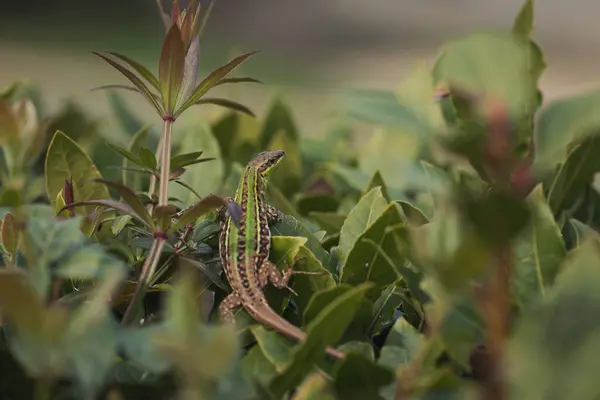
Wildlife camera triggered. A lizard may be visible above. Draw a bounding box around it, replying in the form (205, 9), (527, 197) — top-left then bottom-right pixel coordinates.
(217, 149), (345, 360)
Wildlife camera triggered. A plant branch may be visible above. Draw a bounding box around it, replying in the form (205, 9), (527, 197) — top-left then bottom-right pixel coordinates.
(158, 119), (173, 207)
(121, 237), (166, 324)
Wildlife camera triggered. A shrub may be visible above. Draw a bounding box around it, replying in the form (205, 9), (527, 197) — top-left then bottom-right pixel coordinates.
(1, 0), (600, 398)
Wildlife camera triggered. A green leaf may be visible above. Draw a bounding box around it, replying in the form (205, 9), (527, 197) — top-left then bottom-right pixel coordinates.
(192, 98), (255, 117)
(92, 52), (164, 115)
(138, 147), (157, 170)
(309, 212), (347, 234)
(169, 121), (223, 207)
(507, 241), (600, 399)
(267, 129), (302, 197)
(334, 353), (395, 400)
(1, 212), (17, 255)
(512, 0), (534, 37)
(512, 185), (566, 308)
(260, 97), (299, 149)
(338, 187), (388, 264)
(123, 124), (154, 189)
(0, 100), (18, 145)
(45, 131), (110, 216)
(215, 76), (262, 87)
(365, 170), (391, 202)
(118, 324), (172, 375)
(340, 203), (412, 297)
(380, 317), (424, 366)
(169, 194), (229, 232)
(159, 24), (186, 114)
(170, 151), (203, 169)
(271, 214), (333, 273)
(250, 325), (294, 370)
(432, 32), (535, 117)
(534, 90), (600, 172)
(567, 218), (600, 247)
(108, 52), (160, 91)
(269, 283), (373, 397)
(546, 137), (600, 214)
(59, 200), (146, 227)
(25, 217), (87, 298)
(93, 179), (154, 230)
(241, 345), (278, 387)
(292, 373), (336, 400)
(174, 51), (259, 118)
(56, 244), (126, 280)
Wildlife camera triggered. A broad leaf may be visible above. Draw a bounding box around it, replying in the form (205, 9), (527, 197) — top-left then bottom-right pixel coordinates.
(169, 121), (223, 207)
(269, 283), (373, 397)
(338, 187), (388, 263)
(432, 32), (535, 117)
(45, 131), (110, 216)
(260, 98), (300, 149)
(512, 185), (566, 308)
(334, 353), (394, 400)
(534, 90), (600, 172)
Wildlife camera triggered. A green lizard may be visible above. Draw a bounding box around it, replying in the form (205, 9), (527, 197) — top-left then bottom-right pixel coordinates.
(218, 150), (345, 360)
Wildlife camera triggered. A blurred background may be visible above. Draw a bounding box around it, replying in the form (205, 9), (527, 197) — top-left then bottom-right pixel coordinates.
(1, 0), (599, 136)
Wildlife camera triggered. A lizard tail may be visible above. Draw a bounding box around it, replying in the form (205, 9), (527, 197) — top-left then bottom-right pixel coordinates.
(248, 303), (345, 360)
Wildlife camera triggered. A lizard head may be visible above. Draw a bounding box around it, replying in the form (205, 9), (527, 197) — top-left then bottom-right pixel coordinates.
(249, 150), (286, 179)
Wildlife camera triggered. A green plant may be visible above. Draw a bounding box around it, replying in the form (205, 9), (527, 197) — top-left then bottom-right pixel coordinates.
(3, 0), (600, 398)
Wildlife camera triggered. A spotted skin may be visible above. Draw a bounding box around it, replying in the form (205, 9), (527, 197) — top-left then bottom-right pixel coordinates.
(217, 150), (344, 359)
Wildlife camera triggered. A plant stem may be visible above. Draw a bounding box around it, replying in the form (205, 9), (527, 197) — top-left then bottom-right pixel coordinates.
(147, 133), (164, 204)
(478, 245), (512, 400)
(158, 119), (173, 207)
(121, 238), (166, 324)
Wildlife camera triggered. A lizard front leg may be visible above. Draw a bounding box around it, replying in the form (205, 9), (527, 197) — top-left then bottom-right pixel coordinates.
(217, 196), (235, 225)
(265, 203), (283, 226)
(219, 291), (242, 323)
(258, 259), (322, 296)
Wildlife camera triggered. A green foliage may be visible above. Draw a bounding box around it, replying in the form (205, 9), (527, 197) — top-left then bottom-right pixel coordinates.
(4, 1), (600, 398)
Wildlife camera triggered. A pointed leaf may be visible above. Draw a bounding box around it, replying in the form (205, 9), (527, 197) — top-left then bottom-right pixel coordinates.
(512, 185), (566, 308)
(108, 52), (160, 90)
(93, 179), (154, 229)
(193, 97), (255, 117)
(338, 187), (388, 263)
(215, 77), (262, 86)
(534, 89), (600, 171)
(0, 100), (19, 145)
(168, 121), (223, 207)
(124, 124), (153, 189)
(170, 151), (203, 169)
(174, 51), (259, 117)
(58, 200), (147, 226)
(159, 23), (186, 114)
(1, 212), (17, 255)
(512, 0), (534, 38)
(138, 147), (157, 169)
(107, 142), (146, 167)
(92, 52), (164, 115)
(169, 194), (228, 232)
(269, 283), (373, 397)
(45, 131), (110, 216)
(90, 85), (160, 101)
